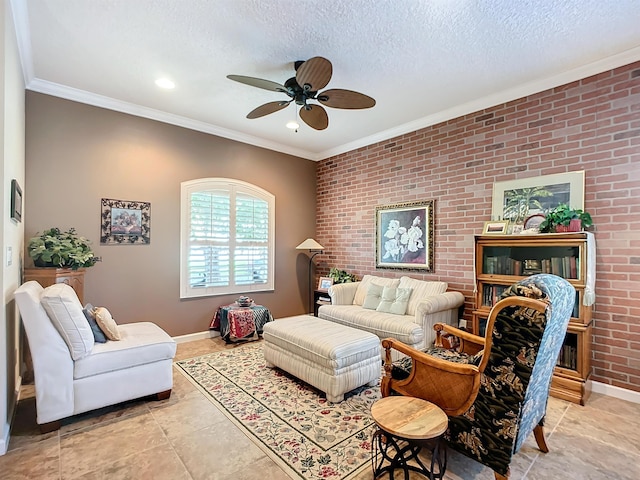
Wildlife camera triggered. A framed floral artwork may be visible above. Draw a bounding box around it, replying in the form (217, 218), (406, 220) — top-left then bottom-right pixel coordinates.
(375, 200), (434, 271)
(100, 198), (150, 244)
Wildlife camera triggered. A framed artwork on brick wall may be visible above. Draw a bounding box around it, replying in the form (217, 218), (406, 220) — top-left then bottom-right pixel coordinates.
(491, 171), (585, 223)
(375, 200), (434, 271)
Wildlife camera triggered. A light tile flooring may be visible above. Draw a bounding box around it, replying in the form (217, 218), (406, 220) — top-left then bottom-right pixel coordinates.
(2, 337), (640, 479)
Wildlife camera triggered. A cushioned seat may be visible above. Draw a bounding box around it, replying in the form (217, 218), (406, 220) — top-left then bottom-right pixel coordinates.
(317, 305), (423, 345)
(74, 322), (176, 379)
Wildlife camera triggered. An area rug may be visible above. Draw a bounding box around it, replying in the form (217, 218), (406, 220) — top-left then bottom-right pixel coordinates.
(175, 343), (381, 480)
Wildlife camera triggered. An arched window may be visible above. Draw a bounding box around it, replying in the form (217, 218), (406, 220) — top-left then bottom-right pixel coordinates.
(180, 178), (275, 298)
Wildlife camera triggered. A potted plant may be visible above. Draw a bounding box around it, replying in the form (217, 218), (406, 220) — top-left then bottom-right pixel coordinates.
(538, 204), (593, 233)
(328, 267), (358, 284)
(28, 227), (98, 270)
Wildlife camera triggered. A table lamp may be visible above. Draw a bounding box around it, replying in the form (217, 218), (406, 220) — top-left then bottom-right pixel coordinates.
(296, 238), (325, 313)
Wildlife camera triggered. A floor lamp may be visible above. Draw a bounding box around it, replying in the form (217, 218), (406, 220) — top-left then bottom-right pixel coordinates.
(296, 238), (325, 314)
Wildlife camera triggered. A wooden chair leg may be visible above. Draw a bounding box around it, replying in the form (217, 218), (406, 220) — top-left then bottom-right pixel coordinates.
(494, 468), (509, 480)
(39, 420), (61, 434)
(533, 424), (549, 453)
(154, 389), (172, 401)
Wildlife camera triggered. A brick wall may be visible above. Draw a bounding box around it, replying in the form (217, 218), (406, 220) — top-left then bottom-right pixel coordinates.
(316, 61), (640, 393)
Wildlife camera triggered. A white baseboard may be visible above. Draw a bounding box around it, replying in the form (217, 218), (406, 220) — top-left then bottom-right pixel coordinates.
(591, 381), (640, 404)
(172, 330), (220, 344)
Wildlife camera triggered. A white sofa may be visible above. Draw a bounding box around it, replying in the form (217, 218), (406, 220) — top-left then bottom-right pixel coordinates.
(318, 275), (465, 356)
(14, 281), (177, 432)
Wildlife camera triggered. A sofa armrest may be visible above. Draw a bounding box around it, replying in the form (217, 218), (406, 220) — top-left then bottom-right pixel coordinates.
(328, 282), (359, 305)
(415, 291), (465, 348)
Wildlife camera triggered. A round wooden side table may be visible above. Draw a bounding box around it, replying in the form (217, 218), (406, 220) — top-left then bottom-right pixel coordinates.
(371, 396), (448, 480)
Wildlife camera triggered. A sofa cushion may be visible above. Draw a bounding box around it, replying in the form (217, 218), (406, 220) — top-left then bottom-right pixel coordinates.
(83, 304), (107, 343)
(398, 277), (448, 316)
(318, 304), (423, 346)
(74, 322), (177, 379)
(363, 283), (384, 310)
(94, 307), (121, 340)
(376, 287), (413, 315)
(40, 283), (94, 360)
(353, 275), (400, 306)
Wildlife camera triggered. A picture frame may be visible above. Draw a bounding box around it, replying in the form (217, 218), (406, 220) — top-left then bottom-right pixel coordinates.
(317, 276), (333, 292)
(491, 171), (585, 223)
(375, 200), (434, 271)
(10, 179), (22, 222)
(523, 213), (546, 230)
(100, 198), (150, 244)
(483, 220), (510, 235)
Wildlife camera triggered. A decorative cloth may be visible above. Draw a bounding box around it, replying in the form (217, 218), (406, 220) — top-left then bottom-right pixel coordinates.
(210, 304), (273, 343)
(583, 232), (596, 306)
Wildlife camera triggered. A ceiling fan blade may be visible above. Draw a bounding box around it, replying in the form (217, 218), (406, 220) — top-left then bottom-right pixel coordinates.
(317, 89), (376, 109)
(296, 57), (332, 91)
(299, 104), (328, 130)
(247, 101), (290, 119)
(227, 75), (286, 92)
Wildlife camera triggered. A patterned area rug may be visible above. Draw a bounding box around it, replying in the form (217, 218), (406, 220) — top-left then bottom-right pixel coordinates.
(175, 343), (381, 480)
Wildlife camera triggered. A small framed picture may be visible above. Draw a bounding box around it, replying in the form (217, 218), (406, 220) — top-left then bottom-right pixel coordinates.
(10, 179), (22, 222)
(483, 220), (510, 235)
(524, 214), (546, 231)
(318, 276), (333, 292)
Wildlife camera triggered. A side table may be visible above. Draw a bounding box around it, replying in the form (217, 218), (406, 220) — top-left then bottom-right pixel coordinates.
(371, 396), (448, 480)
(313, 289), (331, 316)
(210, 303), (273, 343)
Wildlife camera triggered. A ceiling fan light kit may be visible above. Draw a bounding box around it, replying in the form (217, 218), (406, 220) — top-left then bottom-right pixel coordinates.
(227, 56), (375, 131)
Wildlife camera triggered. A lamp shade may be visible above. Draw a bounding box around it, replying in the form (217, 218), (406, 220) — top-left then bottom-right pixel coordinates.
(296, 238), (325, 251)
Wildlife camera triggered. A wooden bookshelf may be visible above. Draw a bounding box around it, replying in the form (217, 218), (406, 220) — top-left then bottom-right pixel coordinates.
(473, 233), (593, 405)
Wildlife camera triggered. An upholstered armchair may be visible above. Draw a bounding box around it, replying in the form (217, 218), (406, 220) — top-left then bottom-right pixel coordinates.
(381, 274), (575, 480)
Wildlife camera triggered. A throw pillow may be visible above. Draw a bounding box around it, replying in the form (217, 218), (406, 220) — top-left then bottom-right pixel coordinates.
(362, 283), (384, 310)
(82, 303), (108, 343)
(376, 287), (413, 315)
(40, 283), (94, 360)
(94, 307), (121, 341)
(353, 275), (401, 306)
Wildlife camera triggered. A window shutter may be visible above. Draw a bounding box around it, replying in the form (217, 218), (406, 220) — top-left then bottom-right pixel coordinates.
(181, 179), (274, 298)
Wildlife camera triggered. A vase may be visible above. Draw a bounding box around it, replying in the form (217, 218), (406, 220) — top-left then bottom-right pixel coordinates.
(568, 219), (582, 232)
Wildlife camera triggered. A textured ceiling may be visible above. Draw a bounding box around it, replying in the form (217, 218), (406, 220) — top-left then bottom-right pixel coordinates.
(11, 0), (640, 160)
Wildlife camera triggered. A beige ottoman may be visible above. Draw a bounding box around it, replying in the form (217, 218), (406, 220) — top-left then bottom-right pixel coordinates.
(262, 315), (381, 403)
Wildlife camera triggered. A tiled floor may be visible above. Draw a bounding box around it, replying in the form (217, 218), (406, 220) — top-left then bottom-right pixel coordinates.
(2, 337), (640, 479)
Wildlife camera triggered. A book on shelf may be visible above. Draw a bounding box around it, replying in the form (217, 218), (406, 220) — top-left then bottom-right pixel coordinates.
(482, 284), (508, 306)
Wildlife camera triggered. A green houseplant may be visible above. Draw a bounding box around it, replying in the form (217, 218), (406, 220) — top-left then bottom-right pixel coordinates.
(28, 227), (98, 270)
(538, 204), (593, 233)
(328, 267), (358, 284)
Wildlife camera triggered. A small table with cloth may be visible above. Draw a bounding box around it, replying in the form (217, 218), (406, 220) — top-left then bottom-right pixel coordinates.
(209, 303), (273, 343)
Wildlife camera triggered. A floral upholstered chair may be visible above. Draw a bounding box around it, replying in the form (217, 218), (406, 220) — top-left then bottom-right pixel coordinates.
(381, 274), (575, 480)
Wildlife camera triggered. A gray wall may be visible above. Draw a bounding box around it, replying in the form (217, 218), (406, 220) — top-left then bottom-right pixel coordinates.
(25, 92), (318, 337)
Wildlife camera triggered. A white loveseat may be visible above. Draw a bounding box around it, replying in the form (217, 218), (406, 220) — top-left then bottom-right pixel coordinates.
(318, 275), (465, 355)
(14, 281), (177, 432)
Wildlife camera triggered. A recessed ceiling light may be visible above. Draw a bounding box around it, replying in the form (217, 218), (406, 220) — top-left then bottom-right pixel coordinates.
(155, 78), (175, 89)
(286, 121), (299, 130)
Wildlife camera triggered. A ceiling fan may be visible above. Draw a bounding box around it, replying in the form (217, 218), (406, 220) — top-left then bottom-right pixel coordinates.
(227, 56), (376, 131)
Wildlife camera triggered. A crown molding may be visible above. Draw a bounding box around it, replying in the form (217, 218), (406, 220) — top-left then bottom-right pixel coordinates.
(317, 45), (640, 160)
(26, 78), (316, 160)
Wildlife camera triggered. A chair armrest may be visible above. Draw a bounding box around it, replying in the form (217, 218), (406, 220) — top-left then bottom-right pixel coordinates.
(416, 291), (465, 315)
(414, 291), (465, 348)
(434, 323), (485, 355)
(381, 337), (481, 416)
(382, 338), (479, 376)
(328, 282), (359, 305)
